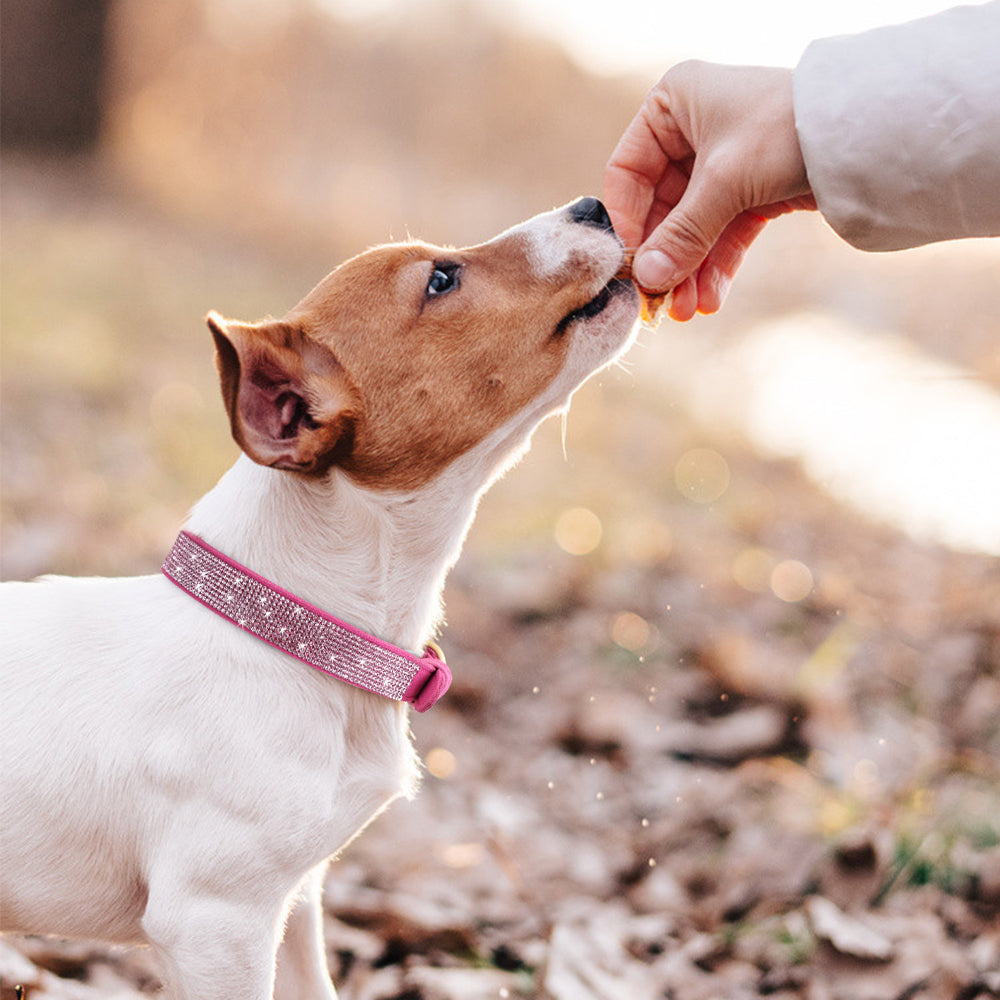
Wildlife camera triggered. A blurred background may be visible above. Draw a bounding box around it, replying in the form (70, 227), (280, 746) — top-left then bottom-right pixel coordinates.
(2, 2), (999, 998)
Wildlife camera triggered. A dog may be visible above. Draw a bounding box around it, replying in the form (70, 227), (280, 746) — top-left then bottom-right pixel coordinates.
(0, 197), (638, 999)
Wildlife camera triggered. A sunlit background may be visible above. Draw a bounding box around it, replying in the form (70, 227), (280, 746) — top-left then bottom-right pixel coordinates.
(4, 0), (998, 572)
(2, 1), (999, 995)
(329, 0), (956, 70)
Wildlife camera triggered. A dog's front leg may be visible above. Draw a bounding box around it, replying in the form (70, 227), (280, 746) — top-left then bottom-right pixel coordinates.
(143, 887), (284, 1000)
(274, 862), (337, 1000)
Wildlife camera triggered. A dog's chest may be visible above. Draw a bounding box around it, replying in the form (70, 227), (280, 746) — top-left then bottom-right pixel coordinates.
(2, 574), (417, 933)
(143, 615), (420, 869)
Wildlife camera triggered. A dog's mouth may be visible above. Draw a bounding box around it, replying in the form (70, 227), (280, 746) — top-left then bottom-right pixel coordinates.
(554, 277), (632, 337)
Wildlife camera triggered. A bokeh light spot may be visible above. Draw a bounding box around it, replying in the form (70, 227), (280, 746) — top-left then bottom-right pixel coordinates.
(426, 747), (456, 780)
(611, 611), (654, 653)
(674, 448), (730, 504)
(554, 506), (602, 555)
(438, 841), (485, 869)
(770, 560), (814, 602)
(732, 547), (776, 593)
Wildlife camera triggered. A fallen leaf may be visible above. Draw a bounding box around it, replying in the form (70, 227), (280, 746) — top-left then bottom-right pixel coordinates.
(806, 895), (894, 962)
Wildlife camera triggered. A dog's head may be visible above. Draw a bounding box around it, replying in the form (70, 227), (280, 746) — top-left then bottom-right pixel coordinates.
(208, 198), (638, 490)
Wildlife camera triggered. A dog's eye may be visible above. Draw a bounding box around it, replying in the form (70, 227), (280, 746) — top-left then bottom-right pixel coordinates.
(426, 263), (460, 299)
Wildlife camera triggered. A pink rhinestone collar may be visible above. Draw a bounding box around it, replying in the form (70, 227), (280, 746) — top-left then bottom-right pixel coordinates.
(161, 531), (451, 712)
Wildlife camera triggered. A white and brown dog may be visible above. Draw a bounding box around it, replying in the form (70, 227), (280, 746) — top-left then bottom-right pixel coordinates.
(0, 198), (638, 999)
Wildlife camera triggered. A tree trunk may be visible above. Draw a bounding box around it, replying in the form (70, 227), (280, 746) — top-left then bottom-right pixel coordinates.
(1, 0), (112, 151)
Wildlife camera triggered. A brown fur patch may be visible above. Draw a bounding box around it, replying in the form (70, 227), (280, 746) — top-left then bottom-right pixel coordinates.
(212, 224), (626, 490)
(209, 312), (358, 475)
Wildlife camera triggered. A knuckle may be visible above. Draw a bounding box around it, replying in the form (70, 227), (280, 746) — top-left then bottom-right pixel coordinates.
(666, 211), (716, 255)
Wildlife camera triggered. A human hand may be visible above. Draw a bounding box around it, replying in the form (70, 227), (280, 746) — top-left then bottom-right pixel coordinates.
(603, 62), (816, 321)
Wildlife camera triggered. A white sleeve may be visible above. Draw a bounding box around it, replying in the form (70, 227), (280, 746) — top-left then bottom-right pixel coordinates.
(792, 1), (1000, 251)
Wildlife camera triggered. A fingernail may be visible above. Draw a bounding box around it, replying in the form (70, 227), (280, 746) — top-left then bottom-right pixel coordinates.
(634, 249), (677, 291)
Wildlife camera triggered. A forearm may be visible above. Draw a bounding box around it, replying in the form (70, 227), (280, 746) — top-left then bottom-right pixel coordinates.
(793, 1), (1000, 251)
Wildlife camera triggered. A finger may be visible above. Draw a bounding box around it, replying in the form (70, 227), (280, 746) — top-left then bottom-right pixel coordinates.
(695, 268), (732, 316)
(668, 275), (698, 322)
(635, 161), (740, 292)
(604, 90), (692, 249)
(695, 212), (769, 313)
(603, 162), (651, 250)
(641, 158), (693, 245)
(694, 199), (817, 313)
(604, 117), (667, 249)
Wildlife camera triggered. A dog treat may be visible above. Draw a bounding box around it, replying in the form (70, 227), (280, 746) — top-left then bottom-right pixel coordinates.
(616, 250), (669, 324)
(614, 248), (636, 283)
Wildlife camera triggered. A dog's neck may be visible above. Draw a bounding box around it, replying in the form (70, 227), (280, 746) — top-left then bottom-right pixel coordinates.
(183, 455), (483, 654)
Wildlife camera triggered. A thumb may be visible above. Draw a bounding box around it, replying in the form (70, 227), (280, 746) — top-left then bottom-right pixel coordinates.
(633, 169), (737, 292)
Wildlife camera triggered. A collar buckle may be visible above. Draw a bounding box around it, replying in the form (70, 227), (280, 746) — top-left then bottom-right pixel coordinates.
(405, 643), (452, 713)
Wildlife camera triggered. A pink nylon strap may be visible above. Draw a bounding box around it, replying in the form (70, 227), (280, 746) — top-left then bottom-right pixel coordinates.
(161, 531), (451, 712)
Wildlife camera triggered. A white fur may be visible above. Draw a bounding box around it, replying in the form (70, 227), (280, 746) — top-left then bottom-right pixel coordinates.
(0, 202), (636, 999)
(493, 204), (623, 283)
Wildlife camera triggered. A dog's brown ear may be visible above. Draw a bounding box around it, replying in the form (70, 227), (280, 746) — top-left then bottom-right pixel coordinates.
(207, 310), (357, 475)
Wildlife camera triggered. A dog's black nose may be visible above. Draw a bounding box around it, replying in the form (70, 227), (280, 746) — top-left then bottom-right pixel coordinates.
(569, 196), (614, 232)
